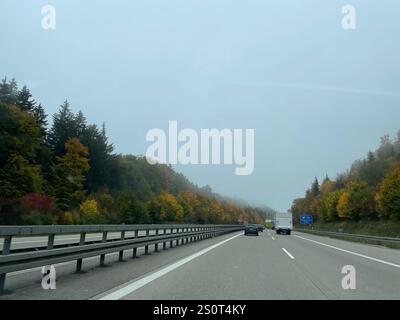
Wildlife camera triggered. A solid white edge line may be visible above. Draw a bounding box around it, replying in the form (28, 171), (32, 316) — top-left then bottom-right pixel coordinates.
(294, 234), (400, 269)
(282, 248), (295, 260)
(99, 233), (242, 300)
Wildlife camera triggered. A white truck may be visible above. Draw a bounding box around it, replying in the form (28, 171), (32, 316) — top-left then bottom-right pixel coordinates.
(274, 212), (293, 235)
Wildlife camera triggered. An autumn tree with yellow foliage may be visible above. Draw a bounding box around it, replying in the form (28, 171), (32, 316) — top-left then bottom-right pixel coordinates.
(291, 131), (400, 224)
(376, 166), (400, 220)
(0, 78), (268, 225)
(53, 138), (90, 211)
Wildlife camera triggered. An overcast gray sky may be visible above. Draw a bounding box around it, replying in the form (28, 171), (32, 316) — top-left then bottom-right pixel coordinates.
(1, 0), (400, 211)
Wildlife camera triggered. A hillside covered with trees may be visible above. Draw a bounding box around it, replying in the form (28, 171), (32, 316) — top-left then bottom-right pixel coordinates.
(291, 132), (400, 226)
(0, 78), (266, 225)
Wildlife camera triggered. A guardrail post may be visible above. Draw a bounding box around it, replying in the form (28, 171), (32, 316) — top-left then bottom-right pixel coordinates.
(119, 231), (126, 262)
(170, 228), (174, 248)
(145, 229), (150, 254)
(0, 275), (5, 295)
(184, 228), (187, 244)
(180, 228), (185, 245)
(132, 230), (138, 258)
(155, 229), (159, 252)
(76, 232), (86, 273)
(47, 234), (55, 250)
(0, 235), (12, 294)
(181, 228), (184, 245)
(100, 231), (108, 266)
(163, 229), (167, 250)
(176, 228), (180, 246)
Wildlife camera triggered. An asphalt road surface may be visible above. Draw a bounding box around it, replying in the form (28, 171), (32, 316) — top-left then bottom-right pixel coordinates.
(1, 230), (400, 300)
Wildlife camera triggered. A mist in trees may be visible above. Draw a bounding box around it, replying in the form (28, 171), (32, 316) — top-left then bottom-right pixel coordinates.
(291, 132), (400, 223)
(0, 78), (266, 225)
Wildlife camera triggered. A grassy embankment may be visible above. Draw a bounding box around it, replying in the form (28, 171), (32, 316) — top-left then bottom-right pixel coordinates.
(295, 220), (400, 249)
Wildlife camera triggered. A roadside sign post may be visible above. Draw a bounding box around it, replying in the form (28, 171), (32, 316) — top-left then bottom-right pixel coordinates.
(300, 214), (313, 229)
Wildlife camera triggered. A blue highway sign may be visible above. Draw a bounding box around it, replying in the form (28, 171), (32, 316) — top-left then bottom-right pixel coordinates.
(300, 214), (313, 225)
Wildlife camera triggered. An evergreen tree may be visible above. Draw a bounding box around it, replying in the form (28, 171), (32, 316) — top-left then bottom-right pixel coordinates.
(48, 100), (77, 156)
(33, 104), (48, 137)
(0, 78), (18, 105)
(310, 177), (320, 197)
(81, 123), (114, 192)
(74, 110), (87, 136)
(15, 86), (48, 137)
(16, 86), (36, 112)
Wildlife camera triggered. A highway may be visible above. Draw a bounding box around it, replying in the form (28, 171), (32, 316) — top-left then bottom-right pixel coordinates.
(1, 230), (400, 300)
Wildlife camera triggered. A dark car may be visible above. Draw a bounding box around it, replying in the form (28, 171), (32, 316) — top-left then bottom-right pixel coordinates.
(244, 224), (259, 236)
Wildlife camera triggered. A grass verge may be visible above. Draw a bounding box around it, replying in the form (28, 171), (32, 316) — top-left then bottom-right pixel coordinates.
(295, 220), (400, 249)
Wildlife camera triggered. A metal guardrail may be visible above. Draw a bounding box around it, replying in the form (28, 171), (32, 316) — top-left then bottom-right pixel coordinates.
(295, 228), (400, 243)
(0, 224), (244, 294)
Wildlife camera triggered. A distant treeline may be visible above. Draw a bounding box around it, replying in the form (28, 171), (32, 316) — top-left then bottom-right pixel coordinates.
(291, 132), (400, 224)
(0, 78), (267, 225)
